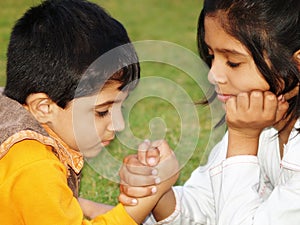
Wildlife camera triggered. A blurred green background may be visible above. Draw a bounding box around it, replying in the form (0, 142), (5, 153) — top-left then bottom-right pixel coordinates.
(0, 0), (223, 206)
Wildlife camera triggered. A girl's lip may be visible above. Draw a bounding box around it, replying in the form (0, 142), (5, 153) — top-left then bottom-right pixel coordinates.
(217, 93), (232, 103)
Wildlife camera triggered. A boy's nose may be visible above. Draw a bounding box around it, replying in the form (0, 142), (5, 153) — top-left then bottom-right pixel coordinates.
(108, 109), (125, 132)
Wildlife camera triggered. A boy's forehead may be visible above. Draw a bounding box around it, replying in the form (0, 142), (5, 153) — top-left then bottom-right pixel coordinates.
(95, 86), (128, 106)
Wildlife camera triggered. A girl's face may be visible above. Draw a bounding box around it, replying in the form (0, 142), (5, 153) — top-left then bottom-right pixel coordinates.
(50, 82), (127, 158)
(204, 16), (270, 104)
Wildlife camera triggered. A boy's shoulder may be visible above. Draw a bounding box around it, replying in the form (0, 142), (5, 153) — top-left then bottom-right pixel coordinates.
(2, 139), (60, 168)
(0, 94), (48, 142)
(0, 139), (65, 186)
(0, 94), (54, 159)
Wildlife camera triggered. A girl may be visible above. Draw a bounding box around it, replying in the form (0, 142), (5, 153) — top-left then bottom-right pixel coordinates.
(119, 0), (300, 224)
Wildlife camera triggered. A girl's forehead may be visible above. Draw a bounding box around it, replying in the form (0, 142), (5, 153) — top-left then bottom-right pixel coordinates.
(204, 16), (249, 55)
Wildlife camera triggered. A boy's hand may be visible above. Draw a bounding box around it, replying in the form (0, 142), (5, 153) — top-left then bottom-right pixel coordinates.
(226, 91), (289, 157)
(119, 139), (179, 205)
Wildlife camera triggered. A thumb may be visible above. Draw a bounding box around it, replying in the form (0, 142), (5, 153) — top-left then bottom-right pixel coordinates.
(145, 147), (160, 166)
(137, 139), (160, 166)
(151, 139), (172, 160)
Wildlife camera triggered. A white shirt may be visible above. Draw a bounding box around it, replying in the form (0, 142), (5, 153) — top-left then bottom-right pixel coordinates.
(144, 120), (300, 225)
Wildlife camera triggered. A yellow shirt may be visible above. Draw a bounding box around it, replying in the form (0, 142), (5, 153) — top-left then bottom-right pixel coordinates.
(0, 139), (137, 225)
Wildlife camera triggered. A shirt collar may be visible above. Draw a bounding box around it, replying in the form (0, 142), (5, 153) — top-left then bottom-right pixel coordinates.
(42, 125), (84, 174)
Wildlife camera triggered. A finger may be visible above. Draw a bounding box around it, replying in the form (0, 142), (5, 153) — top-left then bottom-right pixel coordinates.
(146, 139), (180, 183)
(236, 92), (249, 111)
(283, 85), (299, 101)
(275, 95), (289, 123)
(123, 154), (155, 175)
(151, 139), (171, 158)
(263, 91), (277, 119)
(119, 164), (159, 186)
(137, 139), (151, 165)
(250, 91), (264, 113)
(120, 184), (157, 198)
(225, 95), (236, 121)
(118, 192), (138, 206)
(145, 147), (160, 167)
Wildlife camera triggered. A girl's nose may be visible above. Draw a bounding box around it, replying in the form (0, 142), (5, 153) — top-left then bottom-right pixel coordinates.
(208, 63), (227, 85)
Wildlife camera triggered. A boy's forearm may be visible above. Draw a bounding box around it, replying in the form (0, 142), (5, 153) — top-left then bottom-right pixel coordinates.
(78, 197), (114, 219)
(125, 181), (177, 224)
(125, 194), (161, 223)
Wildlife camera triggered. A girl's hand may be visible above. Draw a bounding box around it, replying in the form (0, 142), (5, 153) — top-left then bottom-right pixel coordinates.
(226, 91), (288, 137)
(225, 91), (289, 157)
(119, 140), (179, 205)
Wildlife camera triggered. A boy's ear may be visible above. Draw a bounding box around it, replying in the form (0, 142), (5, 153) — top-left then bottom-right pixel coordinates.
(24, 93), (56, 124)
(293, 49), (300, 71)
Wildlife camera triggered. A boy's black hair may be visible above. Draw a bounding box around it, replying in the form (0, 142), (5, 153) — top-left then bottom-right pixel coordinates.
(197, 0), (300, 127)
(4, 0), (140, 108)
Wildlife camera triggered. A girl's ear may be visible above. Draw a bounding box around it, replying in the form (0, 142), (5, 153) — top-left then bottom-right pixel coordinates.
(293, 49), (300, 71)
(24, 93), (57, 124)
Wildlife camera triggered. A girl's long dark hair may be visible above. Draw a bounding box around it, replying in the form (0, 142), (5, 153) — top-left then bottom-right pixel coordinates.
(197, 0), (300, 129)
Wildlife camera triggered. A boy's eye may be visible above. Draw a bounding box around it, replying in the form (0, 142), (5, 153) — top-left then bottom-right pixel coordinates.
(96, 110), (109, 118)
(226, 61), (241, 68)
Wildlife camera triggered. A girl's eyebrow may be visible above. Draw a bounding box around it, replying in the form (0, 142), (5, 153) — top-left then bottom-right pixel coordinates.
(215, 48), (248, 57)
(206, 43), (248, 57)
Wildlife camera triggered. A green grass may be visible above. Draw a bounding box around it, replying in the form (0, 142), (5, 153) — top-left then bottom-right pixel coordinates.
(0, 0), (224, 207)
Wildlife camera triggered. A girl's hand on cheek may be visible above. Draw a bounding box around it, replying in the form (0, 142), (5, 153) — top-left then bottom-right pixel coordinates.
(225, 91), (289, 157)
(226, 91), (288, 138)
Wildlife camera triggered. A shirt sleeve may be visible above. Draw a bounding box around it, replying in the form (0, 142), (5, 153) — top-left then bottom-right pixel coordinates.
(210, 154), (300, 225)
(87, 204), (137, 225)
(2, 140), (137, 225)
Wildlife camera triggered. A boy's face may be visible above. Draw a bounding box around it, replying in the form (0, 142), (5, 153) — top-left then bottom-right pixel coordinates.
(49, 82), (127, 158)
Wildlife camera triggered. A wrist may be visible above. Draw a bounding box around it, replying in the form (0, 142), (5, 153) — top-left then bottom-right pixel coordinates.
(227, 130), (259, 157)
(153, 188), (175, 221)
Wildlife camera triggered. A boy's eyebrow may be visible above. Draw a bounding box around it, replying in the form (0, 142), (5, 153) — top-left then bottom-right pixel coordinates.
(94, 92), (130, 108)
(94, 100), (121, 108)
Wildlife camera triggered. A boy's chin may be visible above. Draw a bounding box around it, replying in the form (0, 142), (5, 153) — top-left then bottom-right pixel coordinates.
(81, 147), (103, 159)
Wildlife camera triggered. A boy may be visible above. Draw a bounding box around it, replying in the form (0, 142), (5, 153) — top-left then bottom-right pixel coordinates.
(0, 0), (178, 224)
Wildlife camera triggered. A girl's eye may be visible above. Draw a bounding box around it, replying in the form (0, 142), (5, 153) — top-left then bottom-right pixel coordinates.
(226, 61), (241, 68)
(96, 110), (109, 118)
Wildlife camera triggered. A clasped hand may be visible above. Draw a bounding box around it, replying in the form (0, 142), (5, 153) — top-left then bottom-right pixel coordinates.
(119, 139), (179, 205)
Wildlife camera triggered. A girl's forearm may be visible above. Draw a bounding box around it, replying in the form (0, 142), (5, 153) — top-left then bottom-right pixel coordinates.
(227, 130), (259, 158)
(152, 188), (176, 221)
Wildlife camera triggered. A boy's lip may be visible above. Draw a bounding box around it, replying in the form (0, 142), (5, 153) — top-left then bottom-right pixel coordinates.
(101, 137), (115, 147)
